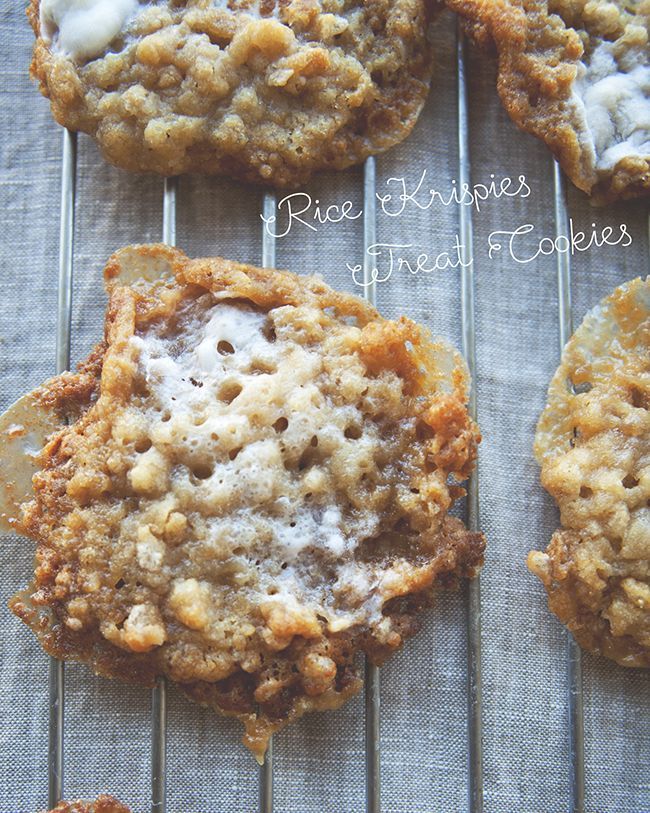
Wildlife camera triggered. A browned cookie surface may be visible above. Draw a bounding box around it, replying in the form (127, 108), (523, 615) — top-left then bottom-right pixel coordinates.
(530, 278), (650, 667)
(447, 0), (650, 202)
(10, 244), (484, 759)
(45, 796), (131, 813)
(29, 0), (435, 186)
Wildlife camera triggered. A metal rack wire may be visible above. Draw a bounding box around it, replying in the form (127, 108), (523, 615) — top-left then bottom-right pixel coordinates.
(362, 156), (381, 813)
(260, 191), (277, 813)
(457, 27), (483, 813)
(44, 23), (595, 813)
(552, 161), (585, 813)
(48, 126), (77, 811)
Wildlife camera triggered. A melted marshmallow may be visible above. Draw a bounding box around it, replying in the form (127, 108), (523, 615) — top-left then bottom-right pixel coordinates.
(133, 302), (280, 413)
(131, 301), (374, 555)
(129, 298), (385, 627)
(40, 0), (139, 61)
(573, 40), (650, 171)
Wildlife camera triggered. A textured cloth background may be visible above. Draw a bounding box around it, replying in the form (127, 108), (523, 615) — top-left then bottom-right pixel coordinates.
(0, 3), (648, 812)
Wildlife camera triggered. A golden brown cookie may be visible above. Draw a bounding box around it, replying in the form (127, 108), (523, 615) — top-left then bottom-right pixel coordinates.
(8, 244), (484, 760)
(44, 797), (131, 813)
(530, 277), (650, 667)
(29, 0), (436, 187)
(447, 0), (650, 202)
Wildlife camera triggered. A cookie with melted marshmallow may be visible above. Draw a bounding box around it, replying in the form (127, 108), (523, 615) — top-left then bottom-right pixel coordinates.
(28, 0), (435, 186)
(446, 0), (650, 202)
(9, 244), (484, 760)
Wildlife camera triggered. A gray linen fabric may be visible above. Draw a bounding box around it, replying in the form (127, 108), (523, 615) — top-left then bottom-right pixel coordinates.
(0, 4), (648, 812)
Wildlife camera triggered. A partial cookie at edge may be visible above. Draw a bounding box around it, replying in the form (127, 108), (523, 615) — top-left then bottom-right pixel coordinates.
(446, 0), (650, 202)
(43, 796), (131, 813)
(530, 277), (650, 667)
(29, 0), (437, 187)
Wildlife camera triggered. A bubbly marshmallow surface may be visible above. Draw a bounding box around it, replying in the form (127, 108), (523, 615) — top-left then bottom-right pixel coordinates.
(131, 298), (386, 629)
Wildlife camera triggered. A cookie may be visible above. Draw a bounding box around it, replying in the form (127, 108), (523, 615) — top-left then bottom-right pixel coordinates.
(530, 277), (650, 667)
(29, 0), (435, 186)
(44, 797), (131, 813)
(8, 244), (484, 759)
(447, 0), (650, 202)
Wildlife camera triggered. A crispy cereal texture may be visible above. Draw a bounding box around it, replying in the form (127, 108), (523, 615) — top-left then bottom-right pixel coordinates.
(10, 244), (484, 760)
(44, 797), (131, 813)
(446, 0), (650, 202)
(28, 0), (435, 187)
(530, 278), (650, 668)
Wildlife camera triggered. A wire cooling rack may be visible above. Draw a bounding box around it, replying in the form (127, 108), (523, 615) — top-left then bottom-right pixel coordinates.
(36, 19), (644, 813)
